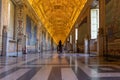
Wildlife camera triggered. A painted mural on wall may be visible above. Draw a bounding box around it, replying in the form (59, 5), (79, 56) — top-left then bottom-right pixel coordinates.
(26, 16), (37, 46)
(105, 0), (120, 42)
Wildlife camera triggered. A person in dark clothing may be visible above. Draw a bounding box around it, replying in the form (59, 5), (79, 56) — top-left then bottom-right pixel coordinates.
(58, 40), (62, 53)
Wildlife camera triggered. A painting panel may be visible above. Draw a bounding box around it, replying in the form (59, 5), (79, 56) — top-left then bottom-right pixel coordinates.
(105, 0), (120, 42)
(26, 16), (37, 46)
(26, 16), (31, 45)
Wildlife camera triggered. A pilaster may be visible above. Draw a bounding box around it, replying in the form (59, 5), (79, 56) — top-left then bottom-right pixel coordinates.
(98, 0), (106, 56)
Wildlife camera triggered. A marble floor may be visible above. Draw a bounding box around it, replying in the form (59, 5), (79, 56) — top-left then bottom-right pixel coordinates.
(0, 51), (120, 80)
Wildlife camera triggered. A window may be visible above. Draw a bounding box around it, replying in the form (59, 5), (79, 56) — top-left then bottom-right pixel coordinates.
(75, 28), (78, 40)
(91, 9), (99, 39)
(8, 0), (15, 39)
(70, 35), (72, 44)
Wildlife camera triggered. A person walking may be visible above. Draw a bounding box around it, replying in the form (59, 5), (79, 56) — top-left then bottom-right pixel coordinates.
(58, 40), (62, 53)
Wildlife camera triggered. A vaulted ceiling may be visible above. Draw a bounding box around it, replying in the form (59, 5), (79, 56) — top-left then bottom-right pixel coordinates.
(28, 0), (87, 44)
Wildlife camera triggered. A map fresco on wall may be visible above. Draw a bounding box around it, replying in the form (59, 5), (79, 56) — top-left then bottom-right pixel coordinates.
(105, 0), (120, 42)
(26, 16), (37, 46)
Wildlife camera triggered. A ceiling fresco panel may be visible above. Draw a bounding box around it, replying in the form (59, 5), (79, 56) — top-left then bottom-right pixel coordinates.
(28, 0), (87, 44)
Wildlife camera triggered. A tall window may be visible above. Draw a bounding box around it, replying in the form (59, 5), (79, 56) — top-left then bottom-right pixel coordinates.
(8, 0), (15, 39)
(75, 28), (78, 40)
(70, 35), (72, 44)
(91, 9), (99, 39)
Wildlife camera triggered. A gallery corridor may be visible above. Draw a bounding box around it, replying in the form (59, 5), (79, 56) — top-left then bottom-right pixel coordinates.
(0, 51), (120, 80)
(0, 0), (120, 80)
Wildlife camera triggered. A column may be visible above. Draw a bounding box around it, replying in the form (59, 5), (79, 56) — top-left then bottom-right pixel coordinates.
(15, 5), (25, 55)
(72, 27), (76, 53)
(1, 0), (8, 55)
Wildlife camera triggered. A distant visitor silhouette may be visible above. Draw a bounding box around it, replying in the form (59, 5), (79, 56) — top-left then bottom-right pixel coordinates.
(57, 40), (62, 53)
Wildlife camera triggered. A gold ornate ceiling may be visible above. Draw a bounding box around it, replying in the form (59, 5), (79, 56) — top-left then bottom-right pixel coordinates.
(28, 0), (87, 44)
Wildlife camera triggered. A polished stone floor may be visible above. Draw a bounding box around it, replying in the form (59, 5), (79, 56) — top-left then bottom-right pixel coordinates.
(0, 51), (120, 80)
